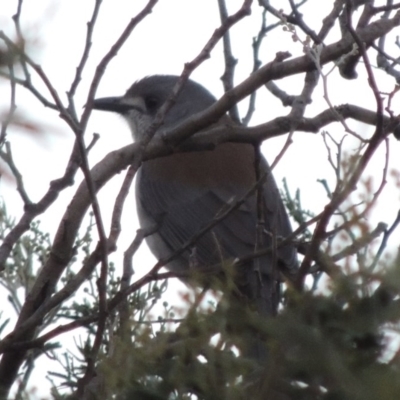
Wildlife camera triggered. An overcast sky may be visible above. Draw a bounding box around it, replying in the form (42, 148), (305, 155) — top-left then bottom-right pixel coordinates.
(1, 0), (400, 396)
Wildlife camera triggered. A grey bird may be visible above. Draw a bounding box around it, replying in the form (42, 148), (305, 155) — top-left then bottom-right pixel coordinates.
(93, 75), (298, 361)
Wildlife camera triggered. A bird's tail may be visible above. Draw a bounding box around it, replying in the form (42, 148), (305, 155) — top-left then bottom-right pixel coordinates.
(230, 261), (280, 364)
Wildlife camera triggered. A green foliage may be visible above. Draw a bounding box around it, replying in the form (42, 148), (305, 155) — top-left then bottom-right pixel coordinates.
(3, 198), (400, 400)
(0, 199), (51, 311)
(70, 258), (400, 400)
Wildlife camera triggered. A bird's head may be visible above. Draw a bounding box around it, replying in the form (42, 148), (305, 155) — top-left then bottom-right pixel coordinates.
(92, 75), (216, 140)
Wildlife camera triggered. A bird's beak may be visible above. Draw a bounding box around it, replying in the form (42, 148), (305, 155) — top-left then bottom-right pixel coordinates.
(92, 96), (131, 114)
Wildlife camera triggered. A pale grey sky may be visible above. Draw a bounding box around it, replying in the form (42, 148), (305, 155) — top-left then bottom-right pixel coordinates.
(1, 0), (400, 396)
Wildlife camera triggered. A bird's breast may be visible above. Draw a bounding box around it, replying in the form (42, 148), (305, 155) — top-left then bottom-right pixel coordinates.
(141, 143), (257, 190)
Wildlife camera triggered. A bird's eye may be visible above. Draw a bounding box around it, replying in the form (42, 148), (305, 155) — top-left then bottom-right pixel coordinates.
(144, 97), (160, 113)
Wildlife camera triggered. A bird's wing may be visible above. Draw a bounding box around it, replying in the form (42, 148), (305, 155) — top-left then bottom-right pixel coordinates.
(136, 143), (297, 273)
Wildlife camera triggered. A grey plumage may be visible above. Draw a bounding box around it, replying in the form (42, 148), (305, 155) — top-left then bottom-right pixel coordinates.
(93, 75), (298, 361)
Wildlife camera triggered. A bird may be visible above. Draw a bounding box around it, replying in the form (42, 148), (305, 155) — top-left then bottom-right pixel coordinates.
(93, 75), (298, 361)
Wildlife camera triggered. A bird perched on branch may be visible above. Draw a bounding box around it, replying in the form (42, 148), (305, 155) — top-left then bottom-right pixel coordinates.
(93, 75), (297, 362)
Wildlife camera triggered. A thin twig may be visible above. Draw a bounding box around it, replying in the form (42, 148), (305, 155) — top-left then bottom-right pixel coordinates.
(0, 143), (31, 205)
(218, 0), (240, 123)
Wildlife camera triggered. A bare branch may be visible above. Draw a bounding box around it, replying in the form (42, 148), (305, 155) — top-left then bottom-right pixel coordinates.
(218, 0), (240, 123)
(0, 142), (31, 204)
